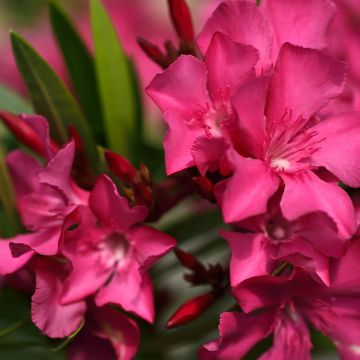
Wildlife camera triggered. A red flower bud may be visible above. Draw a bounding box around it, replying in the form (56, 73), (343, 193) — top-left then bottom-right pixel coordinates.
(0, 110), (45, 156)
(137, 37), (169, 68)
(174, 248), (204, 272)
(105, 150), (138, 184)
(132, 182), (155, 209)
(166, 292), (215, 329)
(168, 0), (195, 43)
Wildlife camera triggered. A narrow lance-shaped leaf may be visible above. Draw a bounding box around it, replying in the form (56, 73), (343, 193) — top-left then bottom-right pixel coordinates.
(91, 0), (139, 159)
(10, 31), (98, 166)
(49, 2), (105, 145)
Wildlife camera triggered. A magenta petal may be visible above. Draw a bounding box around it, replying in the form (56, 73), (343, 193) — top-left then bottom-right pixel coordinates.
(267, 43), (346, 128)
(89, 175), (148, 231)
(31, 257), (86, 338)
(293, 212), (346, 257)
(331, 237), (360, 289)
(260, 312), (312, 360)
(128, 225), (176, 271)
(231, 76), (268, 158)
(233, 276), (290, 313)
(197, 1), (272, 71)
(146, 55), (210, 116)
(221, 231), (275, 286)
(200, 311), (275, 360)
(96, 263), (154, 323)
(310, 112), (360, 187)
(163, 110), (203, 174)
(280, 171), (356, 239)
(215, 150), (279, 223)
(204, 32), (258, 99)
(262, 0), (336, 58)
(38, 140), (76, 204)
(6, 150), (42, 197)
(90, 306), (140, 360)
(192, 136), (227, 175)
(0, 237), (33, 275)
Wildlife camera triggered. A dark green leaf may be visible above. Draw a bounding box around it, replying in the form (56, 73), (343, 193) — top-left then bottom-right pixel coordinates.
(10, 31), (98, 166)
(49, 2), (105, 145)
(91, 0), (139, 159)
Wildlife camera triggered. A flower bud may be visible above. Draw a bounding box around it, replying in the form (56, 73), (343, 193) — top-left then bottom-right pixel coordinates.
(0, 110), (45, 156)
(137, 37), (169, 68)
(167, 0), (194, 43)
(105, 150), (138, 184)
(166, 292), (215, 329)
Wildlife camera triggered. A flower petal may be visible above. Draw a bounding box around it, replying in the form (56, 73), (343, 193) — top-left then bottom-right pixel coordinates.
(31, 257), (86, 338)
(197, 1), (272, 72)
(89, 174), (148, 231)
(280, 171), (356, 239)
(215, 150), (279, 223)
(221, 231), (275, 286)
(128, 225), (176, 272)
(96, 263), (154, 323)
(204, 32), (258, 100)
(310, 112), (360, 187)
(267, 43), (346, 133)
(231, 76), (268, 158)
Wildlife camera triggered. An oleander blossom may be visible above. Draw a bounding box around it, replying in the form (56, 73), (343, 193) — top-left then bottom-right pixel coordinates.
(0, 115), (87, 275)
(200, 237), (360, 359)
(60, 175), (176, 323)
(147, 32), (259, 175)
(222, 196), (346, 287)
(215, 43), (360, 240)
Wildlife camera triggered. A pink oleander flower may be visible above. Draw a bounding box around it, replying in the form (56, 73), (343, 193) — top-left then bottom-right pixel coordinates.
(215, 43), (360, 240)
(0, 115), (86, 275)
(60, 175), (176, 323)
(222, 195), (346, 286)
(198, 0), (336, 73)
(147, 32), (259, 175)
(200, 237), (360, 359)
(31, 256), (139, 360)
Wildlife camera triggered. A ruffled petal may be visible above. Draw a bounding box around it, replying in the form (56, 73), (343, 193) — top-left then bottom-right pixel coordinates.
(89, 175), (148, 231)
(310, 112), (360, 187)
(215, 150), (280, 223)
(280, 171), (356, 239)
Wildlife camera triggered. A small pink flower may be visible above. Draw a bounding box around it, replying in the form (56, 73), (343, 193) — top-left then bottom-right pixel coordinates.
(60, 175), (176, 323)
(223, 198), (346, 286)
(201, 237), (360, 359)
(147, 32), (258, 174)
(0, 115), (86, 275)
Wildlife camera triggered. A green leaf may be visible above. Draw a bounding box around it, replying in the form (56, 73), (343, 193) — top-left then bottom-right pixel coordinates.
(91, 0), (139, 159)
(0, 144), (20, 237)
(10, 31), (98, 166)
(49, 2), (105, 145)
(0, 85), (32, 113)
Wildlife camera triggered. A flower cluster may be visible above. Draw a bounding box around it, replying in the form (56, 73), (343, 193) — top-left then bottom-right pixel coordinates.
(146, 0), (360, 358)
(1, 0), (360, 359)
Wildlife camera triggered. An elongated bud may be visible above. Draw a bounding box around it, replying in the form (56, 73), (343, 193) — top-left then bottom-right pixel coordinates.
(137, 37), (169, 68)
(166, 292), (215, 329)
(174, 248), (204, 272)
(105, 150), (138, 184)
(0, 110), (45, 156)
(168, 0), (194, 42)
(132, 182), (155, 209)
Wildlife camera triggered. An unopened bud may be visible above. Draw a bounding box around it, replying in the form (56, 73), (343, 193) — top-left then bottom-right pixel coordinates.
(0, 110), (45, 156)
(137, 37), (169, 68)
(174, 248), (204, 272)
(166, 292), (215, 329)
(105, 150), (138, 184)
(192, 176), (214, 201)
(168, 0), (195, 43)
